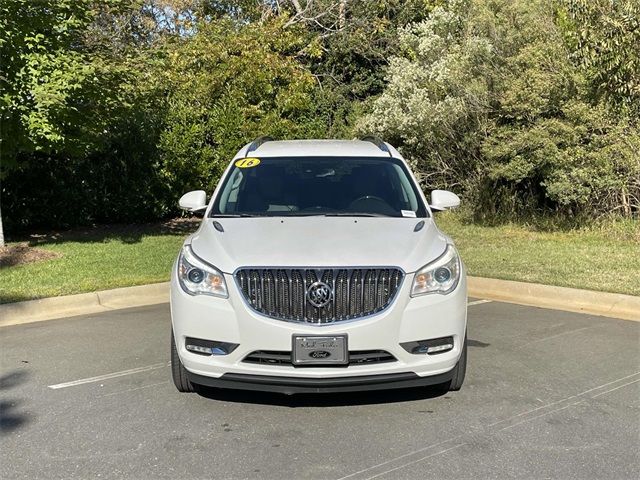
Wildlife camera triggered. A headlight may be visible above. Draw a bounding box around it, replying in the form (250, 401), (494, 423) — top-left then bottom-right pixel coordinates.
(411, 244), (461, 296)
(177, 245), (228, 298)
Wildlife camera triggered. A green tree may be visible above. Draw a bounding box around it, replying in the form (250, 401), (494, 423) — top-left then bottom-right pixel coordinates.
(156, 17), (320, 195)
(360, 0), (640, 220)
(0, 0), (138, 239)
(357, 0), (494, 188)
(0, 0), (115, 163)
(558, 0), (640, 115)
(294, 0), (437, 137)
(0, 0), (175, 234)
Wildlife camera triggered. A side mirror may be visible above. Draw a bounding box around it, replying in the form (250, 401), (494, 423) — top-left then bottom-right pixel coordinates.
(430, 190), (460, 211)
(179, 190), (207, 212)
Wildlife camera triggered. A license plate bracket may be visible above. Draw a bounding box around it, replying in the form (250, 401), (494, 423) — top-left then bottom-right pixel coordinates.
(292, 334), (348, 366)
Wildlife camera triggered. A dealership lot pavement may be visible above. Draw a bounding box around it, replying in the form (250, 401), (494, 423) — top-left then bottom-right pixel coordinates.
(1, 300), (638, 479)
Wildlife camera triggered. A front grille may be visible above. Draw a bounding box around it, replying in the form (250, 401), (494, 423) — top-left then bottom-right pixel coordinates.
(243, 350), (396, 367)
(235, 268), (404, 324)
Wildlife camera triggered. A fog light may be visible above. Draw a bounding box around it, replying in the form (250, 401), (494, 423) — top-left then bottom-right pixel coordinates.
(186, 344), (212, 354)
(400, 336), (454, 355)
(185, 337), (239, 356)
(425, 343), (453, 354)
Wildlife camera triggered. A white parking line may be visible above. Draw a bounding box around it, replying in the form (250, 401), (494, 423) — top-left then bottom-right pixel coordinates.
(339, 370), (640, 480)
(365, 444), (466, 480)
(48, 362), (170, 390)
(47, 300), (491, 390)
(467, 299), (492, 306)
(591, 378), (640, 399)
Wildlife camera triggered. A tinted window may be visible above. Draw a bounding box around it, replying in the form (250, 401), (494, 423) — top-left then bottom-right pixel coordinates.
(212, 157), (428, 217)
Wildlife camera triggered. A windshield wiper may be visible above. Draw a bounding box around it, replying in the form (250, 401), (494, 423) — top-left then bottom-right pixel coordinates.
(211, 213), (263, 218)
(212, 212), (396, 218)
(278, 213), (331, 217)
(323, 212), (394, 217)
(271, 212), (392, 217)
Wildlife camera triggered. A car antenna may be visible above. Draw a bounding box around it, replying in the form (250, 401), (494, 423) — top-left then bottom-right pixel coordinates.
(360, 135), (392, 157)
(245, 136), (273, 157)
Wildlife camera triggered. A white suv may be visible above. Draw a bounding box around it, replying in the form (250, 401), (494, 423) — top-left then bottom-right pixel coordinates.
(170, 138), (467, 394)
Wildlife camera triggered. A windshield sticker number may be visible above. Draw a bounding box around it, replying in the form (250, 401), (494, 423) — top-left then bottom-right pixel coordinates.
(235, 158), (261, 168)
(401, 210), (417, 218)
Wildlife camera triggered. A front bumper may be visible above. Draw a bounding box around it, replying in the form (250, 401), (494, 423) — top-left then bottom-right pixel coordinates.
(187, 371), (455, 395)
(171, 268), (467, 389)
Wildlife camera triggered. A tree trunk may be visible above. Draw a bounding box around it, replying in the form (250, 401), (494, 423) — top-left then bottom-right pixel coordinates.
(0, 199), (4, 247)
(621, 189), (631, 216)
(290, 0), (304, 15)
(339, 0), (347, 29)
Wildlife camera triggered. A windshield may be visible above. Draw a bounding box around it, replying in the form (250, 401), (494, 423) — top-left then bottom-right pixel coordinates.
(211, 156), (428, 218)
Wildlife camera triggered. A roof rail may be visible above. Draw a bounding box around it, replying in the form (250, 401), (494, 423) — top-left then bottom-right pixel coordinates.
(245, 136), (273, 156)
(360, 135), (391, 156)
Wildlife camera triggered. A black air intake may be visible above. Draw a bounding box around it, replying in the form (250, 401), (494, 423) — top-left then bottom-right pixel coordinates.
(243, 350), (396, 366)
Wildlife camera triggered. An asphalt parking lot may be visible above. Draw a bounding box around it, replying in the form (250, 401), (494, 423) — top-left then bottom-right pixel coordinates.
(1, 300), (638, 479)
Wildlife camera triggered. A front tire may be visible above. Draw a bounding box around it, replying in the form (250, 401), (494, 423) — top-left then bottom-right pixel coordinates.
(447, 332), (467, 391)
(171, 329), (197, 393)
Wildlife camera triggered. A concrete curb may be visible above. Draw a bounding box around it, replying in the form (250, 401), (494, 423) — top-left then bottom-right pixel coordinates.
(0, 282), (169, 327)
(0, 277), (637, 327)
(468, 277), (639, 322)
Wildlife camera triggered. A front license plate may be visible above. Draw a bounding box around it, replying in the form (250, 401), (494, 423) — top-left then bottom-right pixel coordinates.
(292, 335), (348, 366)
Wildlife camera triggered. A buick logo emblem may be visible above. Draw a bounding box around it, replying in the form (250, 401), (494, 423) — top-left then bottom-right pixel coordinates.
(306, 281), (333, 308)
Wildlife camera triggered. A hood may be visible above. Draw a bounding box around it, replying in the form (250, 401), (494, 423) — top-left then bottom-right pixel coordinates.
(189, 217), (449, 274)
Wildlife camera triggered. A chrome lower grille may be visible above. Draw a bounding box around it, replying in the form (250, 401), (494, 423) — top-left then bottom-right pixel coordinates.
(235, 268), (404, 324)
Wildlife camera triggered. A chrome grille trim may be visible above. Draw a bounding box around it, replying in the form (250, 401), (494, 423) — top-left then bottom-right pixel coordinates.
(234, 267), (404, 324)
(243, 350), (397, 366)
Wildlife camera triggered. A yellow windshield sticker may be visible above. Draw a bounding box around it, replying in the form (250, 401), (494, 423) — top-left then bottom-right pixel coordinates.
(235, 158), (261, 168)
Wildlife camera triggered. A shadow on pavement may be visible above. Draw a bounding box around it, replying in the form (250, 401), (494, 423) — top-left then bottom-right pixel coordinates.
(21, 218), (200, 246)
(0, 370), (33, 434)
(193, 341), (495, 406)
(196, 383), (450, 407)
(468, 338), (490, 348)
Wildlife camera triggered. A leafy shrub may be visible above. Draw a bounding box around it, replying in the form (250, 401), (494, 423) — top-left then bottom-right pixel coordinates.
(360, 0), (639, 220)
(155, 18), (321, 196)
(357, 0), (493, 190)
(2, 0), (638, 235)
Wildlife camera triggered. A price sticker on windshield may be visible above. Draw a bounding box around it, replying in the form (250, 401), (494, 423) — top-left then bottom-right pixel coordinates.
(235, 158), (261, 168)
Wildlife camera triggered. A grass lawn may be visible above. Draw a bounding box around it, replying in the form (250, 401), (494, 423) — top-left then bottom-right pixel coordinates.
(0, 220), (194, 304)
(437, 213), (640, 296)
(0, 215), (638, 303)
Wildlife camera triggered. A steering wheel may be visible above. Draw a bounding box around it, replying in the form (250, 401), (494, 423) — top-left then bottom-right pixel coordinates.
(301, 205), (327, 212)
(348, 195), (396, 215)
(350, 195), (386, 205)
